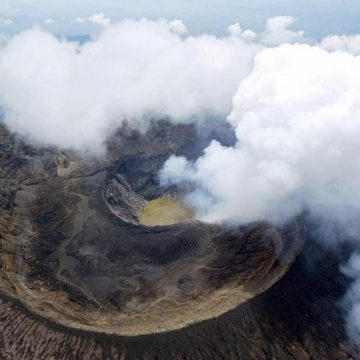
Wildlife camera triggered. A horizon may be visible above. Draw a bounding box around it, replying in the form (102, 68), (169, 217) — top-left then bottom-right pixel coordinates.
(1, 0), (360, 39)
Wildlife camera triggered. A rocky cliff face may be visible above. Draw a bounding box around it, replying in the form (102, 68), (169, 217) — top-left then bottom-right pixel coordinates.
(0, 122), (358, 359)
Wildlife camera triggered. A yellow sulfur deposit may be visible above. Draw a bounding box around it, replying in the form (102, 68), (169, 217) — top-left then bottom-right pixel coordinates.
(139, 197), (194, 226)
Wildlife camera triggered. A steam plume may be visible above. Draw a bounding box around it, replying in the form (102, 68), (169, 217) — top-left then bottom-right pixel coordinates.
(161, 43), (360, 345)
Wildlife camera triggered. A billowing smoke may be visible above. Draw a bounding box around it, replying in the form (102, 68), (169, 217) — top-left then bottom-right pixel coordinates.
(0, 19), (261, 152)
(161, 43), (360, 344)
(0, 16), (307, 152)
(162, 44), (360, 226)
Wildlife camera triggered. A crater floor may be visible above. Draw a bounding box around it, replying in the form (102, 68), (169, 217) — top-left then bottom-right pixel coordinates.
(138, 197), (194, 226)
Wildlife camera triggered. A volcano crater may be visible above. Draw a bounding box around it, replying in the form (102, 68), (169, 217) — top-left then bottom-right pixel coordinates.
(0, 121), (303, 337)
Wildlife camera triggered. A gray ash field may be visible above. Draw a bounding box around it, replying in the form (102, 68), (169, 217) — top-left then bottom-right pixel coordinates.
(0, 121), (358, 359)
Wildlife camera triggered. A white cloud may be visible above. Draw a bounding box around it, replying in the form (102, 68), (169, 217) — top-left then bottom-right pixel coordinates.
(0, 17), (13, 26)
(227, 23), (242, 37)
(242, 29), (257, 42)
(43, 18), (54, 25)
(0, 1), (8, 9)
(168, 19), (187, 34)
(0, 19), (260, 152)
(227, 17), (305, 46)
(75, 17), (85, 24)
(0, 34), (8, 46)
(261, 16), (304, 45)
(320, 34), (360, 55)
(89, 13), (111, 27)
(227, 23), (257, 42)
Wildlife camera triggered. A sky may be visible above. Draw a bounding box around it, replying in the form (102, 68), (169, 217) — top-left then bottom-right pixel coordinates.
(1, 0), (360, 38)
